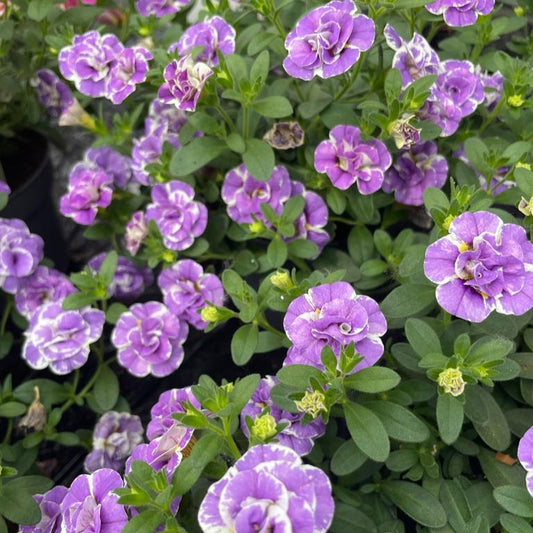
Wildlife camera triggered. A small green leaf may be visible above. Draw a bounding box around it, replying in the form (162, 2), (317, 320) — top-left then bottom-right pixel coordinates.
(62, 292), (97, 310)
(252, 96), (293, 118)
(267, 237), (288, 268)
(119, 510), (166, 533)
(243, 139), (275, 181)
(287, 239), (319, 259)
(437, 393), (464, 445)
(170, 136), (227, 176)
(405, 318), (442, 357)
(93, 365), (119, 411)
(381, 284), (435, 320)
(276, 364), (324, 389)
(331, 440), (367, 476)
(226, 133), (246, 154)
(28, 0), (53, 21)
(327, 187), (347, 215)
(343, 367), (400, 393)
(105, 302), (128, 325)
(0, 402), (27, 418)
(0, 484), (40, 525)
(231, 324), (259, 365)
(98, 251), (118, 285)
(500, 513), (533, 533)
(493, 486), (533, 518)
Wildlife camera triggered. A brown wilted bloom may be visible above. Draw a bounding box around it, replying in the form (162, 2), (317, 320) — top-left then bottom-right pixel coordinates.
(495, 452), (518, 466)
(263, 121), (305, 150)
(18, 386), (47, 433)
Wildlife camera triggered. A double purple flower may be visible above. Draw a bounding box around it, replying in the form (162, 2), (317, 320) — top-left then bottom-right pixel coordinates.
(283, 0), (375, 80)
(32, 69), (75, 118)
(424, 211), (533, 322)
(426, 0), (495, 27)
(19, 485), (68, 533)
(136, 0), (191, 16)
(124, 211), (148, 256)
(283, 281), (387, 373)
(314, 125), (392, 193)
(199, 444), (334, 532)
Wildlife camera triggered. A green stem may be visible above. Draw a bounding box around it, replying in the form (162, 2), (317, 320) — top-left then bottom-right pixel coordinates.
(222, 418), (241, 460)
(330, 216), (358, 226)
(477, 97), (505, 134)
(0, 298), (13, 335)
(333, 54), (365, 102)
(256, 317), (286, 339)
(289, 256), (311, 273)
(214, 102), (235, 130)
(242, 105), (250, 140)
(3, 418), (13, 444)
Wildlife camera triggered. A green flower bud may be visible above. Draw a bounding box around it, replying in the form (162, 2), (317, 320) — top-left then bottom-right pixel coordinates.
(437, 368), (465, 396)
(270, 271), (294, 291)
(295, 390), (326, 418)
(251, 414), (277, 440)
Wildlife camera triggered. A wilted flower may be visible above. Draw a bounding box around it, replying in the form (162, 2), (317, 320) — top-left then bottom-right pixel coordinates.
(124, 211), (148, 256)
(60, 469), (128, 532)
(314, 125), (392, 193)
(263, 121), (305, 150)
(111, 301), (189, 377)
(32, 69), (75, 118)
(145, 180), (208, 251)
(241, 376), (326, 455)
(383, 141), (448, 206)
(518, 427), (533, 496)
(158, 55), (213, 112)
(84, 411), (144, 473)
(0, 218), (44, 294)
(424, 211), (533, 322)
(283, 281), (387, 373)
(388, 114), (422, 149)
(18, 386), (47, 433)
(198, 444), (334, 532)
(19, 485), (68, 533)
(437, 368), (465, 396)
(476, 67), (504, 109)
(425, 0), (495, 26)
(22, 302), (105, 375)
(158, 259), (224, 330)
(135, 0), (191, 16)
(283, 0), (375, 80)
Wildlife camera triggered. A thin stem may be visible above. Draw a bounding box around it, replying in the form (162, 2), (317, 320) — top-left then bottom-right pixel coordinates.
(222, 418), (242, 460)
(213, 102), (235, 130)
(242, 105), (250, 140)
(330, 216), (358, 226)
(256, 317), (286, 339)
(0, 298), (13, 335)
(3, 418), (13, 444)
(333, 54), (365, 102)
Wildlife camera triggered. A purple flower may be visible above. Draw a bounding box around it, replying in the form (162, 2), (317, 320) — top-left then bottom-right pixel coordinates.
(287, 181), (330, 255)
(382, 141), (448, 206)
(283, 281), (387, 373)
(60, 469), (128, 532)
(111, 301), (189, 377)
(0, 218), (43, 294)
(476, 67), (504, 109)
(145, 98), (189, 138)
(32, 69), (75, 118)
(388, 114), (422, 150)
(175, 16), (236, 66)
(518, 426), (533, 496)
(107, 46), (153, 104)
(198, 443), (334, 532)
(86, 146), (134, 189)
(424, 211), (533, 322)
(383, 24), (440, 88)
(145, 181), (208, 251)
(241, 376), (326, 455)
(426, 0), (495, 27)
(59, 162), (114, 225)
(158, 259), (224, 330)
(15, 266), (76, 320)
(124, 211), (148, 256)
(19, 485), (68, 533)
(58, 31), (124, 99)
(158, 56), (213, 112)
(221, 164), (292, 224)
(84, 411), (144, 473)
(88, 253), (153, 300)
(283, 0), (375, 80)
(0, 180), (10, 195)
(135, 0), (191, 17)
(314, 125), (392, 193)
(22, 303), (105, 375)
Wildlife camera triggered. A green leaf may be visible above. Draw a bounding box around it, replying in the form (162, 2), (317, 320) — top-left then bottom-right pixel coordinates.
(0, 402), (27, 418)
(330, 440), (367, 476)
(243, 139), (275, 181)
(499, 513), (533, 533)
(439, 479), (472, 532)
(465, 336), (514, 366)
(464, 138), (493, 177)
(385, 68), (402, 107)
(287, 239), (319, 259)
(381, 284), (435, 320)
(226, 133), (246, 154)
(365, 401), (430, 443)
(282, 195), (305, 222)
(98, 251), (118, 285)
(231, 324), (259, 366)
(224, 53), (248, 84)
(188, 112), (223, 136)
(405, 318), (442, 357)
(386, 449), (419, 472)
(478, 447), (527, 488)
(327, 187), (347, 215)
(493, 486), (533, 518)
(267, 237), (288, 269)
(381, 481), (447, 528)
(276, 364), (324, 389)
(170, 137), (227, 176)
(343, 367), (400, 393)
(437, 393), (464, 445)
(229, 374), (261, 413)
(105, 302), (128, 325)
(424, 186), (450, 212)
(93, 365), (119, 411)
(28, 0), (53, 21)
(515, 168), (533, 196)
(255, 331), (284, 354)
(62, 292), (97, 310)
(252, 96), (293, 118)
(344, 401), (390, 462)
(0, 484), (41, 525)
(331, 503), (377, 533)
(347, 224), (375, 265)
(119, 509), (166, 533)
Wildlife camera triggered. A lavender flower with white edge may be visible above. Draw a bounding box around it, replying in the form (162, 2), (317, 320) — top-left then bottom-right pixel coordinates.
(382, 141), (448, 206)
(111, 301), (189, 377)
(518, 426), (533, 496)
(88, 252), (153, 300)
(145, 180), (208, 251)
(124, 211), (148, 256)
(283, 281), (387, 373)
(221, 164), (292, 224)
(135, 0), (190, 17)
(424, 211), (533, 322)
(58, 31), (124, 99)
(158, 55), (213, 112)
(287, 181), (330, 256)
(145, 98), (189, 140)
(84, 411), (144, 473)
(158, 259), (224, 329)
(314, 125), (392, 193)
(19, 485), (68, 533)
(283, 0), (375, 80)
(383, 24), (440, 89)
(175, 16), (236, 66)
(14, 265), (76, 320)
(476, 67), (504, 109)
(85, 146), (134, 189)
(22, 302), (105, 375)
(0, 218), (44, 294)
(59, 162), (113, 226)
(31, 69), (75, 118)
(60, 469), (128, 532)
(425, 0), (495, 27)
(241, 376), (326, 456)
(198, 443), (334, 532)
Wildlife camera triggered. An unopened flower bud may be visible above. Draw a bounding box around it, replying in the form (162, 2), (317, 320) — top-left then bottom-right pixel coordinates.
(295, 390), (326, 418)
(59, 99), (97, 130)
(387, 114), (421, 150)
(514, 6), (525, 16)
(518, 197), (533, 217)
(200, 305), (220, 323)
(18, 387), (47, 433)
(270, 271), (294, 291)
(442, 214), (455, 231)
(249, 220), (265, 234)
(437, 368), (465, 396)
(516, 162), (531, 170)
(507, 94), (524, 108)
(251, 414), (277, 440)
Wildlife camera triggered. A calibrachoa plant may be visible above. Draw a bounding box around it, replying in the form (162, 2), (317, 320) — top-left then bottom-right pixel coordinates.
(1, 0), (533, 532)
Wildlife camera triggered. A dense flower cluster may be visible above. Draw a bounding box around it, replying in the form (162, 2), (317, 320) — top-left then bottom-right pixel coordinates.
(283, 281), (387, 372)
(424, 211), (533, 322)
